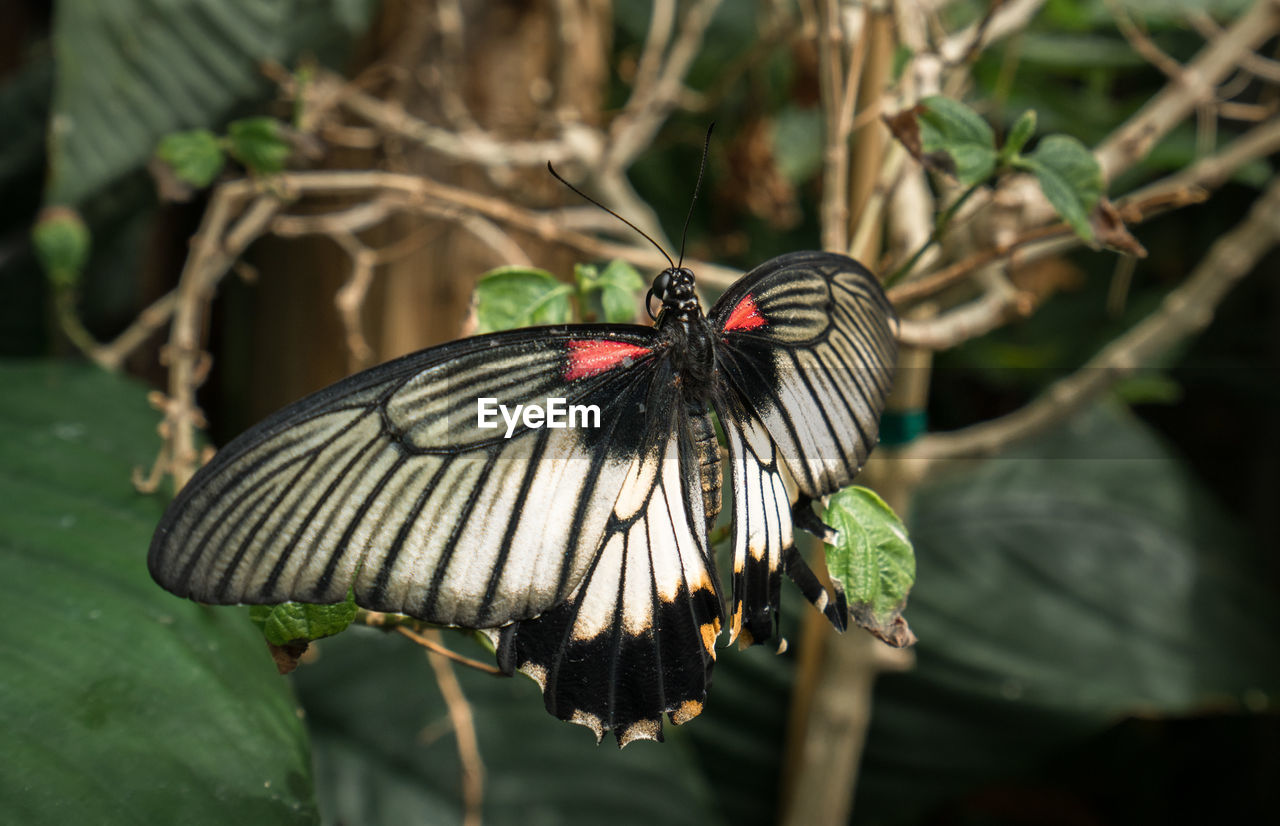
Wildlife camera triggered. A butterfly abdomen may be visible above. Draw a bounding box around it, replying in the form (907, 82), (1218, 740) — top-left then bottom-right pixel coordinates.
(689, 408), (721, 528)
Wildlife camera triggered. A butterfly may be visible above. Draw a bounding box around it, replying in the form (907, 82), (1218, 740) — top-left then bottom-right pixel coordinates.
(148, 248), (898, 746)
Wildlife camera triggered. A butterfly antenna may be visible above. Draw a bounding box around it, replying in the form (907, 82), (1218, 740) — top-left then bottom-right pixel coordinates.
(677, 122), (714, 269)
(546, 162), (674, 270)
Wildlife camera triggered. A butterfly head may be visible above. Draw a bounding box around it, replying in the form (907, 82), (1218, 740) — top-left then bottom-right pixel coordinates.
(647, 266), (699, 320)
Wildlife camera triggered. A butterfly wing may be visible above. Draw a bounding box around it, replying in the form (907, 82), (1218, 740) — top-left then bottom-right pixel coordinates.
(494, 376), (723, 745)
(148, 325), (672, 630)
(710, 251), (897, 643)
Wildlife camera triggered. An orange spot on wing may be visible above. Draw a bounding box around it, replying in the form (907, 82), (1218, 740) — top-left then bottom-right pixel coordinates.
(700, 622), (718, 660)
(670, 699), (704, 725)
(723, 294), (766, 332)
(563, 340), (652, 381)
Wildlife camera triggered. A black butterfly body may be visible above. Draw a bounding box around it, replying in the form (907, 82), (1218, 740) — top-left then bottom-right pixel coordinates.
(148, 250), (898, 746)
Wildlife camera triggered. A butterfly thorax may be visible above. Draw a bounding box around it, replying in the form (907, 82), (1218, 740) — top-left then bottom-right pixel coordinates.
(650, 267), (721, 527)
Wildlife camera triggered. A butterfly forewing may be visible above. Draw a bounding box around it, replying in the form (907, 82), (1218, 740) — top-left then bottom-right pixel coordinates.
(710, 251), (898, 499)
(148, 325), (668, 629)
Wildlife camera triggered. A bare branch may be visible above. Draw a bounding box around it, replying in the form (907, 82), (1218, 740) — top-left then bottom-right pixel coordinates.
(92, 290), (179, 372)
(159, 184), (287, 490)
(394, 625), (503, 676)
(414, 627), (487, 826)
(938, 0), (1047, 64)
(329, 72), (598, 168)
(907, 173), (1280, 463)
(896, 267), (1028, 349)
(604, 0), (722, 171)
(1187, 10), (1280, 84)
(1095, 0), (1280, 182)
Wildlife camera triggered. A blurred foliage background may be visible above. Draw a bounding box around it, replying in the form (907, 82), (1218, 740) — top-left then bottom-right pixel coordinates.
(1, 1), (1278, 825)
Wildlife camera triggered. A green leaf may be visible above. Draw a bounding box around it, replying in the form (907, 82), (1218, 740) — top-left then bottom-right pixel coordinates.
(475, 267), (573, 333)
(599, 284), (638, 323)
(295, 629), (725, 825)
(1002, 109), (1037, 160)
(31, 207), (91, 290)
(770, 105), (825, 183)
(596, 259), (646, 293)
(155, 129), (226, 187)
(823, 486), (916, 647)
(1022, 134), (1104, 241)
(856, 403), (1280, 822)
(249, 590), (358, 646)
(592, 260), (646, 323)
(891, 44), (914, 82)
(1112, 372), (1183, 405)
(226, 117), (291, 175)
(919, 95), (998, 185)
(44, 0), (379, 204)
(0, 360), (315, 824)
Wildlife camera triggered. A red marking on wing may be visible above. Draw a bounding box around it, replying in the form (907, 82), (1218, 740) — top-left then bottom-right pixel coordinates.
(723, 294), (766, 332)
(564, 340), (652, 381)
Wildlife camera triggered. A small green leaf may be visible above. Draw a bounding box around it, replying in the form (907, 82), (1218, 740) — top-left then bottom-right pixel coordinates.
(891, 44), (914, 82)
(593, 260), (646, 323)
(1022, 134), (1103, 241)
(824, 486), (916, 647)
(475, 267), (573, 333)
(32, 206), (91, 290)
(227, 117), (291, 175)
(249, 591), (358, 647)
(575, 260), (645, 322)
(599, 284), (638, 323)
(1002, 110), (1037, 160)
(1113, 372), (1183, 405)
(918, 95), (998, 185)
(573, 262), (601, 289)
(155, 129), (226, 187)
(596, 259), (646, 292)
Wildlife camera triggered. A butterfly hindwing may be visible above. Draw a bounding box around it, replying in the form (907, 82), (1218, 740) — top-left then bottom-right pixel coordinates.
(710, 251), (898, 499)
(709, 251), (895, 645)
(498, 382), (723, 746)
(715, 392), (846, 648)
(148, 325), (669, 630)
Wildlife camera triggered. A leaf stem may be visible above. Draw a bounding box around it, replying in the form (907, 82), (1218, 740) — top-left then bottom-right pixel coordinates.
(53, 287), (106, 365)
(884, 180), (984, 287)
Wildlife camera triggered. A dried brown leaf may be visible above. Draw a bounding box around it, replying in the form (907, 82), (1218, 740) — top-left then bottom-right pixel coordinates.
(851, 603), (918, 648)
(1091, 197), (1149, 257)
(882, 105), (926, 162)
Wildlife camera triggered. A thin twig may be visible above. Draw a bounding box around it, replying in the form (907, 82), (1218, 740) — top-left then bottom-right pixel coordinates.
(1187, 10), (1280, 84)
(896, 267), (1027, 349)
(1110, 1), (1186, 81)
(330, 231), (378, 371)
(92, 289), (179, 371)
(1095, 0), (1280, 181)
(395, 625), (504, 676)
(887, 182), (1211, 309)
(604, 0), (722, 172)
(906, 173), (1280, 464)
(938, 0), (1047, 64)
(416, 628), (486, 826)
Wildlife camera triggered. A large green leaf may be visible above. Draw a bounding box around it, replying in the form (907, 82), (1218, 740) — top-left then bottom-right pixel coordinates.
(45, 0), (377, 205)
(293, 629), (725, 826)
(0, 361), (316, 824)
(855, 403), (1280, 821)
